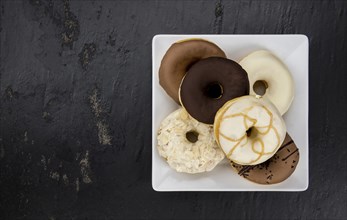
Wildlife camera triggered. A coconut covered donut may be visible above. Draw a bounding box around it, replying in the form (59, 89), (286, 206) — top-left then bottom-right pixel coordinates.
(157, 108), (224, 173)
(239, 50), (294, 115)
(214, 95), (286, 165)
(159, 39), (226, 104)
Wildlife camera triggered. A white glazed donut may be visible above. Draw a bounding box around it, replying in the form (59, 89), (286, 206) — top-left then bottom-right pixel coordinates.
(214, 95), (286, 165)
(239, 50), (294, 115)
(157, 108), (224, 173)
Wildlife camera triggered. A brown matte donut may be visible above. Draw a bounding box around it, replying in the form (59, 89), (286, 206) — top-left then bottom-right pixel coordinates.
(179, 57), (250, 124)
(159, 39), (226, 104)
(231, 133), (300, 185)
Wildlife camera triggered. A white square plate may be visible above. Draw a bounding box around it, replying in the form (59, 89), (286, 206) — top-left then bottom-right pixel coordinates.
(152, 34), (309, 191)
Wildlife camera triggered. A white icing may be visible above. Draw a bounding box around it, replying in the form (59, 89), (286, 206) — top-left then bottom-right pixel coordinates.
(239, 50), (294, 115)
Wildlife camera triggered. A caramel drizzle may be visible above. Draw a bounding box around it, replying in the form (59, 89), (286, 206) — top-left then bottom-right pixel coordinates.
(226, 135), (247, 158)
(214, 100), (238, 144)
(222, 113), (257, 123)
(218, 104), (281, 164)
(230, 138), (265, 165)
(250, 127), (280, 155)
(254, 106), (273, 135)
(220, 132), (246, 142)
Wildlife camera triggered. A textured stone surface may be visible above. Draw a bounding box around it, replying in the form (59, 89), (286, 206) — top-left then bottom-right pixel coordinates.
(0, 0), (346, 219)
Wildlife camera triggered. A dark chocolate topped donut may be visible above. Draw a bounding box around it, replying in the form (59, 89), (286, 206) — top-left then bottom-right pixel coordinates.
(231, 133), (300, 185)
(179, 57), (249, 124)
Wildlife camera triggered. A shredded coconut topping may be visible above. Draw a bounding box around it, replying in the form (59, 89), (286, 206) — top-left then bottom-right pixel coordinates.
(157, 108), (224, 173)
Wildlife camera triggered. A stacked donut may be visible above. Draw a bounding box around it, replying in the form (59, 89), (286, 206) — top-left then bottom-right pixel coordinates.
(157, 39), (299, 185)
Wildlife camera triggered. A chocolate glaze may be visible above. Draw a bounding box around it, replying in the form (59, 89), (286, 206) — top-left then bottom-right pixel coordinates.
(159, 39), (226, 104)
(231, 133), (300, 185)
(179, 57), (249, 124)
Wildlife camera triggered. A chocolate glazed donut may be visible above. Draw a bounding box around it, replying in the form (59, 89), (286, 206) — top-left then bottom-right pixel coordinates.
(179, 57), (249, 124)
(231, 133), (300, 184)
(159, 39), (226, 104)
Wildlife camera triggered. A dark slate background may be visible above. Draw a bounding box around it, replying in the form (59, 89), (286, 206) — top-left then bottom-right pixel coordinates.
(0, 0), (346, 219)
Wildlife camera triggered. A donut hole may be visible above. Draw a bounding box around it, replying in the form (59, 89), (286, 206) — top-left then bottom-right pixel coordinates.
(253, 80), (268, 96)
(246, 127), (258, 137)
(246, 127), (253, 137)
(186, 130), (199, 143)
(204, 83), (223, 99)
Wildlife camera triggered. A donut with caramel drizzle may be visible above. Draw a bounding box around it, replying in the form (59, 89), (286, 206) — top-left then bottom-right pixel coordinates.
(214, 95), (286, 165)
